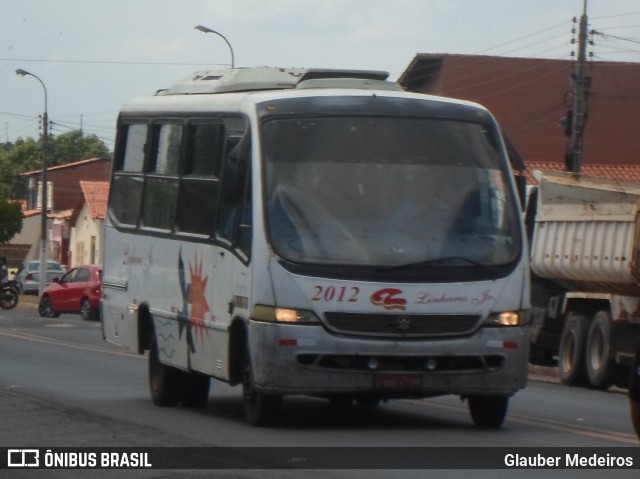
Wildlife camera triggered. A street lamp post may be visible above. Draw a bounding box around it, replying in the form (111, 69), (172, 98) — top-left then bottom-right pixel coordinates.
(16, 68), (49, 295)
(194, 25), (235, 68)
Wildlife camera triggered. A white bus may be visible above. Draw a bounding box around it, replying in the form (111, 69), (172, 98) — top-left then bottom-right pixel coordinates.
(102, 67), (531, 427)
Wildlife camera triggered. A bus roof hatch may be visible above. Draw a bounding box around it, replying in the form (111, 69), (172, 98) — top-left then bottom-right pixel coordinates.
(161, 67), (391, 95)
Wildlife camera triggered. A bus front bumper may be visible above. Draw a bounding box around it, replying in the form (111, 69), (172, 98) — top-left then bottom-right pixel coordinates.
(248, 321), (530, 398)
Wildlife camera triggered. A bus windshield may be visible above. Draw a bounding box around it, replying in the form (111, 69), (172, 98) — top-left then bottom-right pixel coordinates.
(262, 116), (520, 270)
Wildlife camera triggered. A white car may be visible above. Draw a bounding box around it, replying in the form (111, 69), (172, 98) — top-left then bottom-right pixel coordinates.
(14, 260), (65, 295)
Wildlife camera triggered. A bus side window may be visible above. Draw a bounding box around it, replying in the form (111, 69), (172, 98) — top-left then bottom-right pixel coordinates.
(141, 123), (182, 231)
(185, 123), (224, 177)
(175, 123), (224, 236)
(110, 123), (147, 226)
(119, 123), (147, 173)
(217, 134), (251, 256)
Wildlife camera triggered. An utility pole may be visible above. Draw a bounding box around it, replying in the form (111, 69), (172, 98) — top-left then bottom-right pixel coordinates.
(16, 68), (49, 294)
(567, 0), (590, 173)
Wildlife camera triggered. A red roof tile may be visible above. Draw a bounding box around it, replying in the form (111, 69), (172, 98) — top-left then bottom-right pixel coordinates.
(524, 162), (640, 185)
(400, 54), (640, 166)
(79, 180), (109, 220)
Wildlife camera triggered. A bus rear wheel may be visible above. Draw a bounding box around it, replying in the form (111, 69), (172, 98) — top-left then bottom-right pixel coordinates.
(148, 335), (181, 407)
(180, 373), (210, 407)
(242, 357), (282, 426)
(467, 395), (509, 428)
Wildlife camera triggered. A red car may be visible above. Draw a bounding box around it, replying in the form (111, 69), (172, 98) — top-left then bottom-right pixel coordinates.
(38, 265), (102, 321)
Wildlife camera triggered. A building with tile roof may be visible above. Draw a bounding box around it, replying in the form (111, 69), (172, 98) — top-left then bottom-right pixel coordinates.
(69, 181), (109, 266)
(523, 162), (640, 186)
(10, 157), (111, 267)
(78, 180), (109, 221)
(399, 54), (640, 167)
(20, 157), (110, 213)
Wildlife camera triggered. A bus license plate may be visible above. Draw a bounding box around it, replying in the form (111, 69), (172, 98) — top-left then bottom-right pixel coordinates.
(374, 374), (422, 391)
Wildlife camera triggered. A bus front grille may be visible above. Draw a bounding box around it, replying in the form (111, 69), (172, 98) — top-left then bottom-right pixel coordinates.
(297, 353), (504, 373)
(323, 312), (482, 338)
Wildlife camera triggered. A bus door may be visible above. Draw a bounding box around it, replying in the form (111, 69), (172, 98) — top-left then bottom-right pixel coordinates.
(187, 133), (252, 379)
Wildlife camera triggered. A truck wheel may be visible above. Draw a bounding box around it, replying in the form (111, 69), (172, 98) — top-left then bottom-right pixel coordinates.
(585, 311), (616, 389)
(242, 355), (282, 426)
(148, 334), (181, 407)
(468, 395), (509, 428)
(558, 312), (589, 386)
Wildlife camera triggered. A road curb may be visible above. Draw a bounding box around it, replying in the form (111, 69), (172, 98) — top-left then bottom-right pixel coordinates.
(15, 298), (38, 311)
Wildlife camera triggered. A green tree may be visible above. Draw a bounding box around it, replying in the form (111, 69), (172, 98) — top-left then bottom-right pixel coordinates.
(0, 200), (23, 244)
(0, 138), (41, 200)
(49, 130), (110, 166)
(0, 130), (111, 200)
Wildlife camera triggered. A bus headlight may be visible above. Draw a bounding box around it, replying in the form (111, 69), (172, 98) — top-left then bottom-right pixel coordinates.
(253, 305), (321, 324)
(485, 310), (530, 327)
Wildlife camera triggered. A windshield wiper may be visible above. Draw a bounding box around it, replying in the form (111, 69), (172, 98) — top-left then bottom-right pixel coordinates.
(377, 256), (499, 277)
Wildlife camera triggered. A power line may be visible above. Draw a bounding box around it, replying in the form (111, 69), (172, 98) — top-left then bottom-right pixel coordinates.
(473, 21), (571, 55)
(0, 57), (212, 66)
(592, 11), (640, 20)
(593, 31), (640, 45)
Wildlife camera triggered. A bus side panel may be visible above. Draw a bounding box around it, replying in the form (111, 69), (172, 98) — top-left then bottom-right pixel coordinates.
(151, 311), (189, 369)
(188, 247), (250, 381)
(101, 286), (139, 353)
(102, 224), (139, 352)
(189, 323), (230, 379)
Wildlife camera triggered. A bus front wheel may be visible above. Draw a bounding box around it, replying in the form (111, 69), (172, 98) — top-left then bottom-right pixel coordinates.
(467, 395), (509, 428)
(242, 356), (282, 426)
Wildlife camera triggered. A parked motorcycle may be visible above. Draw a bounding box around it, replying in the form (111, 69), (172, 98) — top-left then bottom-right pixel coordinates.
(0, 280), (19, 310)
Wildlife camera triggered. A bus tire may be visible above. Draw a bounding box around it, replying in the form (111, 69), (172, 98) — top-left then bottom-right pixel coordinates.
(585, 311), (616, 390)
(148, 334), (181, 407)
(179, 373), (210, 408)
(242, 356), (282, 426)
(355, 395), (381, 407)
(328, 395), (354, 408)
(468, 395), (509, 428)
(558, 312), (589, 386)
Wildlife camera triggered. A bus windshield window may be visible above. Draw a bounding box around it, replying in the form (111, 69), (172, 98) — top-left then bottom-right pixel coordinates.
(262, 116), (520, 268)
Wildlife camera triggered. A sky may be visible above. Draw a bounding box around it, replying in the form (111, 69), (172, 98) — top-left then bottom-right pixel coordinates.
(2, 0), (639, 151)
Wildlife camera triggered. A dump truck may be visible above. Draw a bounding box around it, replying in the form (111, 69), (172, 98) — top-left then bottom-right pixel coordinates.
(528, 169), (640, 389)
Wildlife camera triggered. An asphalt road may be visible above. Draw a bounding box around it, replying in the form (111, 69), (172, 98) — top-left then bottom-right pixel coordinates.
(1, 301), (638, 479)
